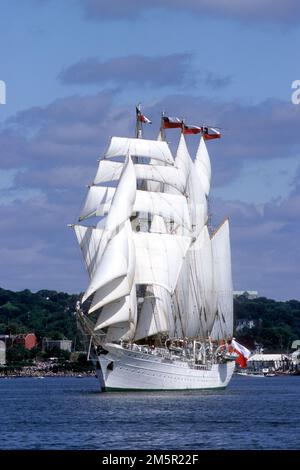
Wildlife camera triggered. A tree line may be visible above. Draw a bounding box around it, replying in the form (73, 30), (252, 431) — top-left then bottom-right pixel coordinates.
(0, 287), (299, 353)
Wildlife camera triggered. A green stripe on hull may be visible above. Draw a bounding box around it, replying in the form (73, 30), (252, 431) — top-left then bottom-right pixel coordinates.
(104, 386), (227, 392)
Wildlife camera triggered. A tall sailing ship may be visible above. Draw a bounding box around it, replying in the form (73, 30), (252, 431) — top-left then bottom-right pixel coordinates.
(70, 107), (236, 391)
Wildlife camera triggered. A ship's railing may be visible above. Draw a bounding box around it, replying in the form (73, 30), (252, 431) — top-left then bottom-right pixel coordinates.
(123, 343), (171, 358)
(122, 342), (214, 368)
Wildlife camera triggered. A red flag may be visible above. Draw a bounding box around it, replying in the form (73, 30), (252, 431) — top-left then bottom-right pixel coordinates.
(229, 339), (251, 368)
(136, 107), (152, 124)
(183, 124), (202, 135)
(162, 116), (182, 129)
(203, 126), (221, 140)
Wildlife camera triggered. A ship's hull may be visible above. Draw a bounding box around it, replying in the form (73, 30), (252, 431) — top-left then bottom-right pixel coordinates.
(95, 343), (235, 392)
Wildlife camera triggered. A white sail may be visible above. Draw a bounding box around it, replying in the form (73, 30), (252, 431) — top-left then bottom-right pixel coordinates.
(95, 297), (131, 330)
(94, 160), (122, 185)
(174, 226), (217, 339)
(194, 136), (211, 196)
(95, 285), (137, 330)
(174, 133), (191, 182)
(134, 289), (168, 341)
(103, 285), (137, 342)
(136, 164), (186, 194)
(74, 224), (102, 279)
(187, 166), (208, 236)
(82, 226), (128, 303)
(136, 191), (191, 230)
(133, 215), (181, 341)
(174, 134), (207, 236)
(79, 186), (115, 221)
(210, 219), (233, 340)
(192, 226), (217, 333)
(145, 132), (165, 192)
(89, 277), (131, 313)
(104, 137), (174, 165)
(150, 214), (167, 233)
(155, 285), (182, 339)
(88, 221), (135, 312)
(104, 153), (136, 236)
(94, 159), (186, 193)
(80, 185), (191, 230)
(82, 222), (131, 303)
(133, 232), (190, 294)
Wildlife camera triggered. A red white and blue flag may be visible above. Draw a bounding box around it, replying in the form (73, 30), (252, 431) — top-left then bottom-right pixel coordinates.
(202, 126), (221, 140)
(183, 124), (202, 135)
(162, 116), (182, 129)
(183, 125), (221, 139)
(229, 339), (251, 368)
(136, 107), (152, 124)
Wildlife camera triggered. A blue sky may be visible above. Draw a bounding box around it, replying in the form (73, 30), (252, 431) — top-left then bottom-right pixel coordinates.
(0, 0), (299, 299)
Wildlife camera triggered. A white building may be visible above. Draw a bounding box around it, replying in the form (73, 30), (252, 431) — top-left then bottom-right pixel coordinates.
(248, 353), (289, 372)
(0, 340), (6, 365)
(236, 319), (256, 332)
(233, 291), (258, 299)
(42, 338), (72, 353)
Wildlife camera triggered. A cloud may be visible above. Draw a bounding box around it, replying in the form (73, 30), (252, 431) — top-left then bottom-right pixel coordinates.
(15, 166), (96, 190)
(148, 95), (300, 186)
(59, 54), (193, 88)
(211, 179), (300, 300)
(10, 91), (115, 127)
(203, 72), (232, 90)
(0, 194), (86, 292)
(3, 92), (300, 188)
(0, 130), (29, 169)
(58, 54), (232, 92)
(78, 0), (300, 25)
(4, 91), (130, 169)
(1, 91), (300, 298)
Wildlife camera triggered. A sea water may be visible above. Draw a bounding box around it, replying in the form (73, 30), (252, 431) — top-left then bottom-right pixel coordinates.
(0, 375), (299, 450)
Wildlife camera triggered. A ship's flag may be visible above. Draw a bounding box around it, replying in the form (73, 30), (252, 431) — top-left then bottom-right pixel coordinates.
(183, 124), (202, 135)
(162, 116), (182, 129)
(203, 127), (221, 140)
(136, 107), (152, 124)
(183, 125), (221, 139)
(230, 339), (251, 368)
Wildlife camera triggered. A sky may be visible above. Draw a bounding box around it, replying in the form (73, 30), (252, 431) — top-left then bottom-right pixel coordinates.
(0, 0), (299, 300)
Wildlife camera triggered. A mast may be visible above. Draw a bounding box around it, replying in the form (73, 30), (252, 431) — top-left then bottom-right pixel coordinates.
(160, 111), (166, 141)
(201, 127), (213, 234)
(134, 104), (148, 335)
(135, 103), (142, 139)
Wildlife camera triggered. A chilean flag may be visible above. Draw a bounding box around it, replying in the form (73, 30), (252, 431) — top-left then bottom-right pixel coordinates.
(229, 339), (251, 368)
(162, 116), (182, 129)
(136, 107), (152, 124)
(183, 124), (202, 135)
(203, 126), (221, 140)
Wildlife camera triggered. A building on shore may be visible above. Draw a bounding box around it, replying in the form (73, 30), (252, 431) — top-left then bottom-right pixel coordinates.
(236, 319), (256, 332)
(0, 339), (6, 365)
(291, 340), (300, 374)
(42, 338), (72, 353)
(233, 291), (258, 299)
(247, 353), (290, 373)
(13, 333), (37, 350)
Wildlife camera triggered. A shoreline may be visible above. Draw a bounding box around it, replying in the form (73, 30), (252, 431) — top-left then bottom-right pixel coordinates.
(0, 372), (96, 380)
(0, 370), (95, 379)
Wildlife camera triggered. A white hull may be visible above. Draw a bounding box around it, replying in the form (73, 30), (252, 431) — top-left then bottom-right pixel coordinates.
(95, 343), (235, 391)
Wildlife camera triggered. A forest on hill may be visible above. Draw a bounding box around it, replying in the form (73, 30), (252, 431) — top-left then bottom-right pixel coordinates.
(0, 288), (80, 346)
(0, 287), (299, 353)
(234, 295), (300, 352)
